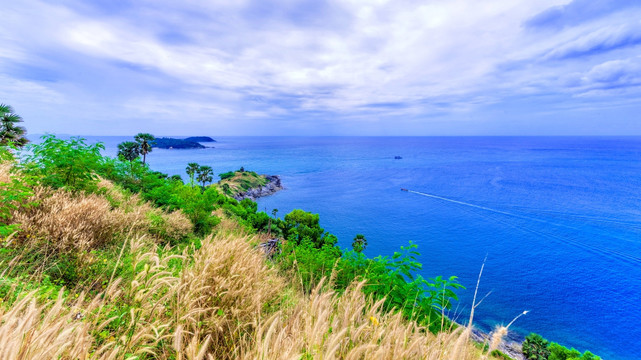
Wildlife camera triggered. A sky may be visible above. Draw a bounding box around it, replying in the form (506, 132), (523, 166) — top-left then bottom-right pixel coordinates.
(1, 0), (640, 136)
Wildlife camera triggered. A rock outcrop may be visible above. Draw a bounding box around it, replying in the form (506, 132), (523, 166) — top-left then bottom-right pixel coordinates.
(233, 175), (283, 201)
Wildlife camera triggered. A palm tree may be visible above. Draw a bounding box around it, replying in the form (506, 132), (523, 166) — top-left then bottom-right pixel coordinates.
(117, 141), (140, 173)
(352, 234), (367, 253)
(0, 104), (28, 147)
(134, 133), (155, 165)
(186, 162), (200, 188)
(196, 165), (213, 190)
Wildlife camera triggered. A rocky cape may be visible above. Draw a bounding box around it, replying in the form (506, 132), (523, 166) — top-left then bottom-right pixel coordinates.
(232, 175), (283, 201)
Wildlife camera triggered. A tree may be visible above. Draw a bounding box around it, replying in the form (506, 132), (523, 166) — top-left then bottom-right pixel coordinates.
(186, 162), (200, 188)
(352, 233), (368, 253)
(134, 133), (155, 165)
(117, 141), (140, 173)
(522, 333), (551, 360)
(196, 165), (213, 189)
(22, 135), (104, 192)
(0, 104), (28, 147)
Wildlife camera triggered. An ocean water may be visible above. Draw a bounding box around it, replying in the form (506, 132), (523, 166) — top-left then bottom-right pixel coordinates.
(86, 136), (641, 360)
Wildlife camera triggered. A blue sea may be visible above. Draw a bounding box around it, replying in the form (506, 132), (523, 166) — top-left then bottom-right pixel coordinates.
(86, 136), (641, 360)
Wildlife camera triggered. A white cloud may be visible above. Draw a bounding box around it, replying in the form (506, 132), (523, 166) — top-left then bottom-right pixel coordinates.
(0, 0), (640, 134)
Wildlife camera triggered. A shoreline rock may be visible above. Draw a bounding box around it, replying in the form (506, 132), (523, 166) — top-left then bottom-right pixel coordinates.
(470, 327), (525, 360)
(233, 175), (283, 201)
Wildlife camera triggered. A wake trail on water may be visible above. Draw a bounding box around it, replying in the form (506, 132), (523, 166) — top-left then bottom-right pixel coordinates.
(404, 189), (641, 266)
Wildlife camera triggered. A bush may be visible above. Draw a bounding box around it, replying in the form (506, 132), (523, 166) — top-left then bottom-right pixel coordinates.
(219, 171), (235, 180)
(522, 333), (600, 360)
(13, 187), (121, 253)
(21, 135), (104, 192)
(523, 333), (551, 360)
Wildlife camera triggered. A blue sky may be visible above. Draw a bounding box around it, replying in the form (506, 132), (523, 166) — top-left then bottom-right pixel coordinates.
(1, 0), (640, 135)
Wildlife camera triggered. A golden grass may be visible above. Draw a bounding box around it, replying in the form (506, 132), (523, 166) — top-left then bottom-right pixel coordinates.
(13, 187), (121, 252)
(9, 180), (192, 252)
(245, 280), (485, 360)
(0, 161), (12, 183)
(0, 226), (503, 360)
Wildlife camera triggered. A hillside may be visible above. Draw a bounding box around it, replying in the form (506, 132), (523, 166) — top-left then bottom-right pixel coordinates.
(0, 136), (599, 359)
(216, 169), (282, 200)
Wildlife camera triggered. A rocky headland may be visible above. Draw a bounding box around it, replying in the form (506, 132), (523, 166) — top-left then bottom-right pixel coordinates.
(232, 175), (282, 201)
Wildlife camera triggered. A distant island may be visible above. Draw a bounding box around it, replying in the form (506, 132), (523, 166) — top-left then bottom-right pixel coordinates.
(184, 136), (216, 142)
(154, 137), (207, 149)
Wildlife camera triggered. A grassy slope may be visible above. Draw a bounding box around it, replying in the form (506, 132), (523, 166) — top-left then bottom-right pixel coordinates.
(0, 163), (500, 359)
(216, 170), (268, 197)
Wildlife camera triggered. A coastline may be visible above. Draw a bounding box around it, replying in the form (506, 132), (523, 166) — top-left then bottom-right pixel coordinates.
(232, 175), (283, 201)
(471, 328), (525, 360)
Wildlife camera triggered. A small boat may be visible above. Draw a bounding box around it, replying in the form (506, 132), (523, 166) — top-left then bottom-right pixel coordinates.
(400, 188), (408, 192)
(394, 156), (403, 159)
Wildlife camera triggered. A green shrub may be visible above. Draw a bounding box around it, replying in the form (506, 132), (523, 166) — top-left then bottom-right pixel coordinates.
(219, 171), (235, 180)
(21, 135), (104, 192)
(523, 333), (600, 360)
(523, 333), (551, 360)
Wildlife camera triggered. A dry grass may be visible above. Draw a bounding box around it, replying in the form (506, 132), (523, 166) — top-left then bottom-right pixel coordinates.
(175, 230), (286, 358)
(0, 288), (121, 360)
(0, 161), (12, 183)
(0, 225), (500, 360)
(245, 280), (484, 360)
(9, 180), (192, 252)
(97, 179), (193, 242)
(13, 187), (121, 252)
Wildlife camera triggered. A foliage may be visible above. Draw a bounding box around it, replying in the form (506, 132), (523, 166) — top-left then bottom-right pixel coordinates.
(196, 165), (213, 189)
(219, 171), (235, 180)
(352, 233), (367, 253)
(0, 103), (28, 147)
(523, 333), (551, 360)
(0, 177), (33, 237)
(522, 333), (600, 360)
(21, 135), (104, 192)
(274, 208), (463, 332)
(279, 209), (337, 248)
(117, 141), (140, 162)
(134, 133), (155, 164)
(186, 162), (199, 187)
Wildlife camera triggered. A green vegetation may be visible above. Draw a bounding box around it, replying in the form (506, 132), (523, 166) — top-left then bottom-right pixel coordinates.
(196, 165), (213, 189)
(21, 134), (105, 192)
(352, 233), (367, 252)
(134, 133), (155, 164)
(522, 333), (600, 360)
(186, 162), (199, 187)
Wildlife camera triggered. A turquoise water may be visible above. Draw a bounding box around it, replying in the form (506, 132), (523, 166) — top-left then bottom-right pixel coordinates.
(89, 136), (640, 360)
